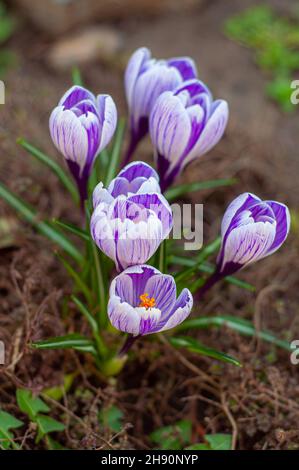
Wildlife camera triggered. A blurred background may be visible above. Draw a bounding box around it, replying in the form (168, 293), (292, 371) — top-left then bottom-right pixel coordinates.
(0, 0), (299, 450)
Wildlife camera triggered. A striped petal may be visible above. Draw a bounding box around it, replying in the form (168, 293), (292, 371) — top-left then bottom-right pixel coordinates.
(125, 47), (151, 109)
(167, 57), (198, 81)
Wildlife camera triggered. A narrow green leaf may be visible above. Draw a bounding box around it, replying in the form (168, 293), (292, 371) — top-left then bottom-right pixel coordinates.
(17, 138), (79, 204)
(169, 336), (241, 367)
(42, 373), (76, 402)
(105, 119), (126, 185)
(71, 66), (83, 86)
(57, 254), (92, 304)
(171, 255), (255, 292)
(71, 295), (98, 334)
(31, 333), (97, 356)
(158, 240), (167, 273)
(16, 389), (50, 421)
(0, 182), (83, 263)
(150, 420), (192, 450)
(52, 218), (90, 242)
(165, 178), (237, 201)
(176, 315), (291, 351)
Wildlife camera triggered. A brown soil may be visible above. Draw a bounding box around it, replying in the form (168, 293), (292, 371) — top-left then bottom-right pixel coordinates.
(0, 0), (298, 450)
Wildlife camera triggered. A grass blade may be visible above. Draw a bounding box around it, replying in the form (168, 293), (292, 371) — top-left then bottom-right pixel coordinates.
(169, 336), (241, 367)
(176, 315), (291, 351)
(32, 334), (97, 356)
(57, 254), (92, 305)
(0, 182), (83, 263)
(105, 119), (126, 186)
(52, 218), (90, 242)
(17, 138), (79, 204)
(165, 178), (237, 202)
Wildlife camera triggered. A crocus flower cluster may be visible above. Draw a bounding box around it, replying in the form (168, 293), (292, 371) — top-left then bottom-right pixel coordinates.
(124, 47), (197, 164)
(91, 162), (173, 272)
(48, 47), (290, 347)
(50, 85), (117, 206)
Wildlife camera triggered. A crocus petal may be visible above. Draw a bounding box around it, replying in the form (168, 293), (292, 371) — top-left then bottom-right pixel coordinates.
(184, 99), (229, 165)
(59, 85), (95, 109)
(125, 47), (151, 109)
(127, 192), (173, 236)
(118, 161), (159, 182)
(167, 57), (198, 81)
(108, 294), (142, 336)
(158, 288), (193, 332)
(265, 201), (291, 255)
(97, 95), (117, 153)
(221, 193), (262, 238)
(92, 182), (114, 208)
(78, 111), (101, 169)
(119, 265), (159, 306)
(132, 65), (182, 131)
(219, 220), (276, 272)
(49, 107), (88, 175)
(150, 92), (191, 170)
(175, 79), (212, 101)
(144, 273), (177, 315)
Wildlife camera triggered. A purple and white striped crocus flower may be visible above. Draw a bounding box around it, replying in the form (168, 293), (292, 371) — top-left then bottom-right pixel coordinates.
(49, 85), (117, 206)
(92, 161), (161, 208)
(216, 193), (290, 276)
(150, 79), (229, 191)
(124, 47), (197, 165)
(90, 189), (173, 272)
(108, 265), (193, 347)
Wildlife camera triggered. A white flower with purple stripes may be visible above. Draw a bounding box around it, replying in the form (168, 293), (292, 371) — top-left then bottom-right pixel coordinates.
(91, 191), (173, 272)
(124, 47), (197, 164)
(217, 193), (290, 276)
(149, 79), (229, 191)
(108, 265), (193, 337)
(49, 85), (117, 205)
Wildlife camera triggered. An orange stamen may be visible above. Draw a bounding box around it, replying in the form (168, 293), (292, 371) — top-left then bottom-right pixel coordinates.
(139, 293), (156, 309)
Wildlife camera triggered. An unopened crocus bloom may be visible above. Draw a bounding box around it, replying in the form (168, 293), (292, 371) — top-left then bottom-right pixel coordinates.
(108, 265), (193, 342)
(49, 85), (117, 206)
(149, 79), (229, 191)
(93, 161), (161, 208)
(90, 191), (173, 272)
(124, 47), (197, 164)
(217, 193), (290, 275)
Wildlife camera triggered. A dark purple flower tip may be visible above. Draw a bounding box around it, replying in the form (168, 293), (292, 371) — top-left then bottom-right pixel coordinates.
(108, 264), (193, 336)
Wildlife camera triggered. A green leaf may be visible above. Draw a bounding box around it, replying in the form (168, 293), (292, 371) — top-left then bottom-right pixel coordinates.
(0, 409), (23, 450)
(99, 405), (124, 433)
(46, 436), (68, 450)
(72, 66), (83, 86)
(52, 219), (90, 242)
(31, 333), (97, 356)
(169, 336), (241, 367)
(16, 389), (50, 421)
(57, 254), (92, 304)
(0, 3), (15, 44)
(17, 138), (79, 204)
(205, 433), (232, 450)
(36, 415), (65, 441)
(165, 178), (237, 202)
(0, 182), (84, 264)
(176, 315), (291, 351)
(150, 420), (192, 450)
(185, 443), (210, 450)
(71, 295), (98, 335)
(105, 119), (126, 185)
(43, 373), (76, 401)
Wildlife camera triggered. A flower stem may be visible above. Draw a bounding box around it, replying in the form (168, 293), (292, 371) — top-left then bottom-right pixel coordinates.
(118, 335), (140, 357)
(195, 271), (223, 300)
